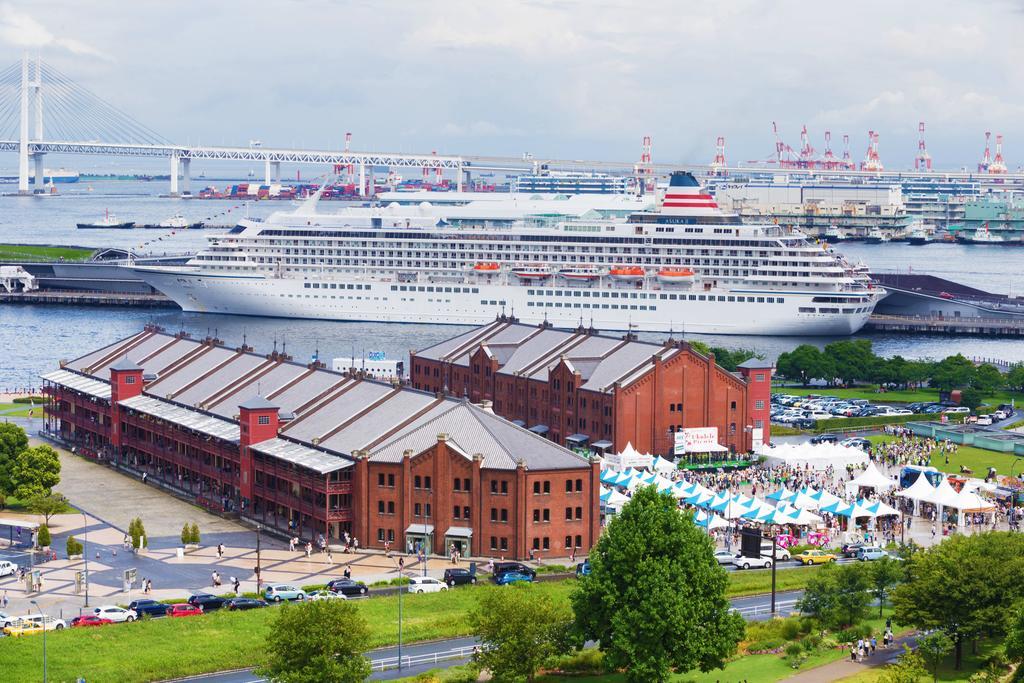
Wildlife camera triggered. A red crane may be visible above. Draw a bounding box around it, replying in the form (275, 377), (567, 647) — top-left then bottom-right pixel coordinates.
(861, 130), (884, 172)
(798, 125), (816, 168)
(710, 135), (727, 175)
(914, 121), (932, 171)
(821, 130), (838, 169)
(978, 131), (992, 172)
(990, 134), (1008, 174)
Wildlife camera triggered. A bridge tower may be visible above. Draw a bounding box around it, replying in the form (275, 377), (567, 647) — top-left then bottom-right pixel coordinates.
(18, 54), (46, 195)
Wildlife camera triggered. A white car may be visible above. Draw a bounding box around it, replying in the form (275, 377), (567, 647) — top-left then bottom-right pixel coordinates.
(307, 590), (346, 601)
(731, 555), (773, 570)
(0, 611), (15, 628)
(0, 560), (16, 577)
(943, 406), (971, 414)
(714, 549), (738, 565)
(975, 415), (993, 426)
(93, 605), (137, 623)
(408, 576), (448, 594)
(804, 411), (834, 421)
(889, 409), (913, 416)
(759, 544), (791, 561)
(994, 410), (1009, 420)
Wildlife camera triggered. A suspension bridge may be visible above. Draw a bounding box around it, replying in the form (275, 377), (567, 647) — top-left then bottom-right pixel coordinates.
(0, 55), (481, 196)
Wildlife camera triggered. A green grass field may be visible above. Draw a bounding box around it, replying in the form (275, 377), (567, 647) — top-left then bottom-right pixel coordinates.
(868, 434), (1024, 477)
(0, 402), (46, 418)
(0, 569), (819, 682)
(777, 385), (1024, 409)
(0, 244), (94, 262)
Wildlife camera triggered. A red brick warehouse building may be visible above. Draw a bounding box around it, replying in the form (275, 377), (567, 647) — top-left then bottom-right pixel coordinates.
(42, 326), (600, 560)
(410, 318), (773, 456)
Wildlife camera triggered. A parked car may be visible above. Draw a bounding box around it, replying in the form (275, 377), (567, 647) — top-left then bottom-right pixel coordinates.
(93, 605), (137, 623)
(326, 578), (369, 597)
(714, 549), (738, 565)
(0, 611), (16, 629)
(443, 568), (478, 586)
(166, 603), (203, 618)
(943, 406), (971, 414)
(492, 562), (537, 579)
(731, 555), (773, 570)
(4, 614), (66, 636)
(187, 593), (227, 612)
(841, 542), (867, 558)
(224, 597), (267, 611)
(759, 543), (791, 561)
(0, 560), (17, 577)
(857, 547), (889, 561)
(128, 599), (168, 619)
(795, 549), (837, 565)
(840, 437), (872, 451)
(976, 415), (993, 426)
(308, 590), (346, 601)
(71, 615), (112, 628)
(264, 584), (307, 602)
(810, 434), (839, 445)
(575, 561), (591, 577)
(494, 571), (534, 586)
(408, 576), (448, 594)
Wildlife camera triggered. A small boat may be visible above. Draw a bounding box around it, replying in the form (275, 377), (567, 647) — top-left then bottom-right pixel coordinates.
(823, 225), (844, 242)
(511, 265), (552, 280)
(77, 210), (135, 230)
(609, 265), (645, 281)
(864, 227), (889, 244)
(964, 223), (1006, 244)
(906, 225), (933, 245)
(158, 213), (203, 229)
(472, 262), (500, 272)
(558, 266), (604, 281)
(656, 267), (696, 283)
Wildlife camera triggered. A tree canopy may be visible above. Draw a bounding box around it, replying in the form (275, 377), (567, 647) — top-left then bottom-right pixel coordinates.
(797, 563), (871, 629)
(571, 486), (744, 683)
(0, 423), (29, 497)
(775, 344), (834, 386)
(470, 585), (576, 681)
(256, 600), (371, 683)
(10, 444), (60, 500)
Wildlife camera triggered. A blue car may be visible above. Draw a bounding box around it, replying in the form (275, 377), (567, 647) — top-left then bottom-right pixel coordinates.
(264, 584), (307, 602)
(857, 547), (889, 561)
(575, 561), (591, 577)
(495, 571), (534, 586)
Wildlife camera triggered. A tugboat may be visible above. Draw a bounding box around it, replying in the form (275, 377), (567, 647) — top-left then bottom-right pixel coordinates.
(864, 227), (889, 244)
(906, 223), (934, 245)
(77, 209), (135, 230)
(158, 213), (203, 229)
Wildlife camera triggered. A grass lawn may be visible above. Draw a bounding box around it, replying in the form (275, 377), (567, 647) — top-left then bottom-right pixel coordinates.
(0, 568), (822, 682)
(0, 244), (94, 262)
(777, 385), (1024, 410)
(868, 434), (1024, 477)
(0, 402), (46, 418)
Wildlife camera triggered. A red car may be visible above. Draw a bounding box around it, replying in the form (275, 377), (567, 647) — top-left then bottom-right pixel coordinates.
(166, 603), (203, 618)
(71, 615), (112, 628)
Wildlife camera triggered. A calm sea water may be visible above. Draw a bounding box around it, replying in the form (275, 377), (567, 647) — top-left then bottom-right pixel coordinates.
(2, 181), (1024, 388)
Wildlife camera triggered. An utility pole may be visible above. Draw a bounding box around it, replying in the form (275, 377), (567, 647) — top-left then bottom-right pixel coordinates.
(30, 599), (47, 682)
(255, 525), (263, 595)
(770, 535), (777, 615)
(82, 512), (90, 607)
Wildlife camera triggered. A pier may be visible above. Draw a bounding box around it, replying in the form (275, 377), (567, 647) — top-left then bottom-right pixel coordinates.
(0, 290), (176, 308)
(865, 314), (1024, 337)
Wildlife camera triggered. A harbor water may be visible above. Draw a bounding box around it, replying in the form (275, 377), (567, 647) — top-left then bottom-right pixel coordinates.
(3, 181), (1024, 388)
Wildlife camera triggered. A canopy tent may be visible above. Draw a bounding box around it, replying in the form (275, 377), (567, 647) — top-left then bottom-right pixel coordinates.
(895, 471), (938, 502)
(694, 510), (730, 530)
(758, 442), (869, 471)
(932, 478), (963, 508)
(808, 487), (844, 510)
(600, 488), (630, 509)
(766, 488), (795, 503)
(955, 489), (996, 512)
(616, 442), (653, 470)
(685, 480), (716, 499)
(847, 462), (896, 492)
(855, 499), (901, 518)
(599, 469), (620, 484)
(650, 455), (677, 474)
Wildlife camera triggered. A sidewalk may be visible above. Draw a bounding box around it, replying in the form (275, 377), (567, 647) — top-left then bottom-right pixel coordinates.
(782, 634), (918, 682)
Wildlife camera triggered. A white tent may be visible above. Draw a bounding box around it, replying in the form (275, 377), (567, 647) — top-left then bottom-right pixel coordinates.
(895, 471), (937, 502)
(955, 489), (996, 512)
(932, 478), (963, 508)
(847, 462), (896, 492)
(650, 455), (676, 474)
(759, 442), (869, 471)
(617, 442), (653, 470)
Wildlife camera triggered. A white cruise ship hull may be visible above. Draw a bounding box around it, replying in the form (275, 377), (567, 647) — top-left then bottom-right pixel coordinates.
(134, 268), (877, 336)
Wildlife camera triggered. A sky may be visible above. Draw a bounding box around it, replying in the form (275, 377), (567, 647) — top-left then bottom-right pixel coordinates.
(1, 0), (1024, 170)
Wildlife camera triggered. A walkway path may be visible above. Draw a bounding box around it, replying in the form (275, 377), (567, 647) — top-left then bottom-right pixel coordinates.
(782, 634), (918, 682)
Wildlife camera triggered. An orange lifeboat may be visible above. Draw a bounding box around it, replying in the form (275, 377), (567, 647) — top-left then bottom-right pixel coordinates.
(657, 267), (695, 283)
(609, 265), (645, 281)
(473, 262), (500, 272)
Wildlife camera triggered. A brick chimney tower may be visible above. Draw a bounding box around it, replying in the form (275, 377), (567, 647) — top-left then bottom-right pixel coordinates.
(238, 395), (279, 504)
(109, 357), (144, 451)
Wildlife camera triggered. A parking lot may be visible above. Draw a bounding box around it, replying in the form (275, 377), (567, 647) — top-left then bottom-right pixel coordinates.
(770, 393), (1013, 430)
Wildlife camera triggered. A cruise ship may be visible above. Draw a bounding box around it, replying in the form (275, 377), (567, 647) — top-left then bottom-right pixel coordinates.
(133, 172), (882, 336)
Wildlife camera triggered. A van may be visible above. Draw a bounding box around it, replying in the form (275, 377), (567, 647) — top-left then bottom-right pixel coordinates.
(492, 561), (536, 579)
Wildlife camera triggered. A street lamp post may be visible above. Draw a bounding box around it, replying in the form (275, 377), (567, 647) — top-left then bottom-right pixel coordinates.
(30, 599), (46, 683)
(423, 487), (433, 578)
(81, 512), (89, 607)
(255, 524), (263, 595)
(393, 556), (405, 671)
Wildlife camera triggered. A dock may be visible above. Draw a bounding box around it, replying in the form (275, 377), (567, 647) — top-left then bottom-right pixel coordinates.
(0, 290), (178, 308)
(866, 314), (1024, 337)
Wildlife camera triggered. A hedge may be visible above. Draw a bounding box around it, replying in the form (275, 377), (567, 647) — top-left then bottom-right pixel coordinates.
(813, 413), (928, 433)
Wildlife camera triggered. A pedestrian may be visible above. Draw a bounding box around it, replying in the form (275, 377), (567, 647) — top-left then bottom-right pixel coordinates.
(343, 565), (352, 580)
(871, 636), (877, 654)
(1, 590), (7, 609)
(232, 577), (240, 595)
(850, 644), (857, 662)
(146, 578), (152, 594)
(212, 570), (221, 587)
(326, 548), (333, 564)
(288, 537), (296, 552)
(141, 472), (148, 484)
(305, 542), (312, 558)
(217, 543), (224, 559)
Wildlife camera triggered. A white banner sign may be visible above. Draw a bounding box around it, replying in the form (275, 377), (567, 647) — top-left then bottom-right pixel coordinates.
(674, 427), (719, 454)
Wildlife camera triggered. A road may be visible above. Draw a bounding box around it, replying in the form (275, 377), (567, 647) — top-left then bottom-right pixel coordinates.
(170, 589), (806, 682)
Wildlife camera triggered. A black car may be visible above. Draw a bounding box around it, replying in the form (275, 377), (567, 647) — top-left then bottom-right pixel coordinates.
(810, 434), (839, 444)
(127, 599), (168, 619)
(794, 418), (816, 430)
(857, 406), (879, 417)
(841, 542), (867, 558)
(843, 437), (872, 451)
(326, 578), (369, 597)
(443, 568), (477, 587)
(492, 562), (536, 579)
(187, 593), (227, 612)
(224, 597), (267, 611)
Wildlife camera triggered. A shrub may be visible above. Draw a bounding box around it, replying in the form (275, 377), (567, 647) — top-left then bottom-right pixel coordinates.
(745, 637), (784, 653)
(784, 642), (804, 658)
(780, 619), (801, 641)
(36, 524), (51, 548)
(128, 517), (147, 549)
(12, 396), (45, 404)
(804, 634), (823, 651)
(548, 648), (606, 674)
(799, 617), (816, 635)
(189, 522), (200, 545)
(181, 523), (191, 545)
(66, 535), (83, 556)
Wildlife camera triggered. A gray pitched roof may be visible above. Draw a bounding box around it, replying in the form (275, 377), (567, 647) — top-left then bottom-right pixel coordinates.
(109, 357), (143, 371)
(736, 358), (775, 370)
(238, 395), (279, 411)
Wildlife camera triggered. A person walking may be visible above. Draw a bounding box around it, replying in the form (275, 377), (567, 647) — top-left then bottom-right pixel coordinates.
(305, 542), (312, 558)
(217, 543), (224, 559)
(343, 565), (352, 580)
(1, 590), (7, 609)
(212, 570), (221, 588)
(232, 577), (240, 595)
(870, 636), (877, 654)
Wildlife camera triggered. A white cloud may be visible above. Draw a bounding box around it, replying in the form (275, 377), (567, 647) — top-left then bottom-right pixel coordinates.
(0, 4), (109, 59)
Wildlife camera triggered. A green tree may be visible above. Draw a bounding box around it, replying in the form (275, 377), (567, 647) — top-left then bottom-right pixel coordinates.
(190, 522), (200, 545)
(824, 339), (876, 386)
(905, 360), (935, 390)
(917, 630), (953, 682)
(0, 422), (29, 498)
(708, 347), (760, 372)
(879, 646), (928, 683)
(1005, 606), (1024, 663)
(929, 354), (976, 391)
(972, 364), (1005, 394)
(777, 344), (832, 386)
(181, 523), (191, 545)
(128, 517), (148, 550)
(892, 532), (1024, 669)
(10, 444), (61, 500)
(960, 388), (984, 411)
(797, 563), (871, 629)
(869, 556), (904, 618)
(26, 493), (68, 525)
(571, 486), (744, 683)
(1006, 365), (1024, 392)
(66, 535), (83, 557)
(36, 523), (51, 548)
(256, 599), (371, 683)
(470, 585), (576, 682)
